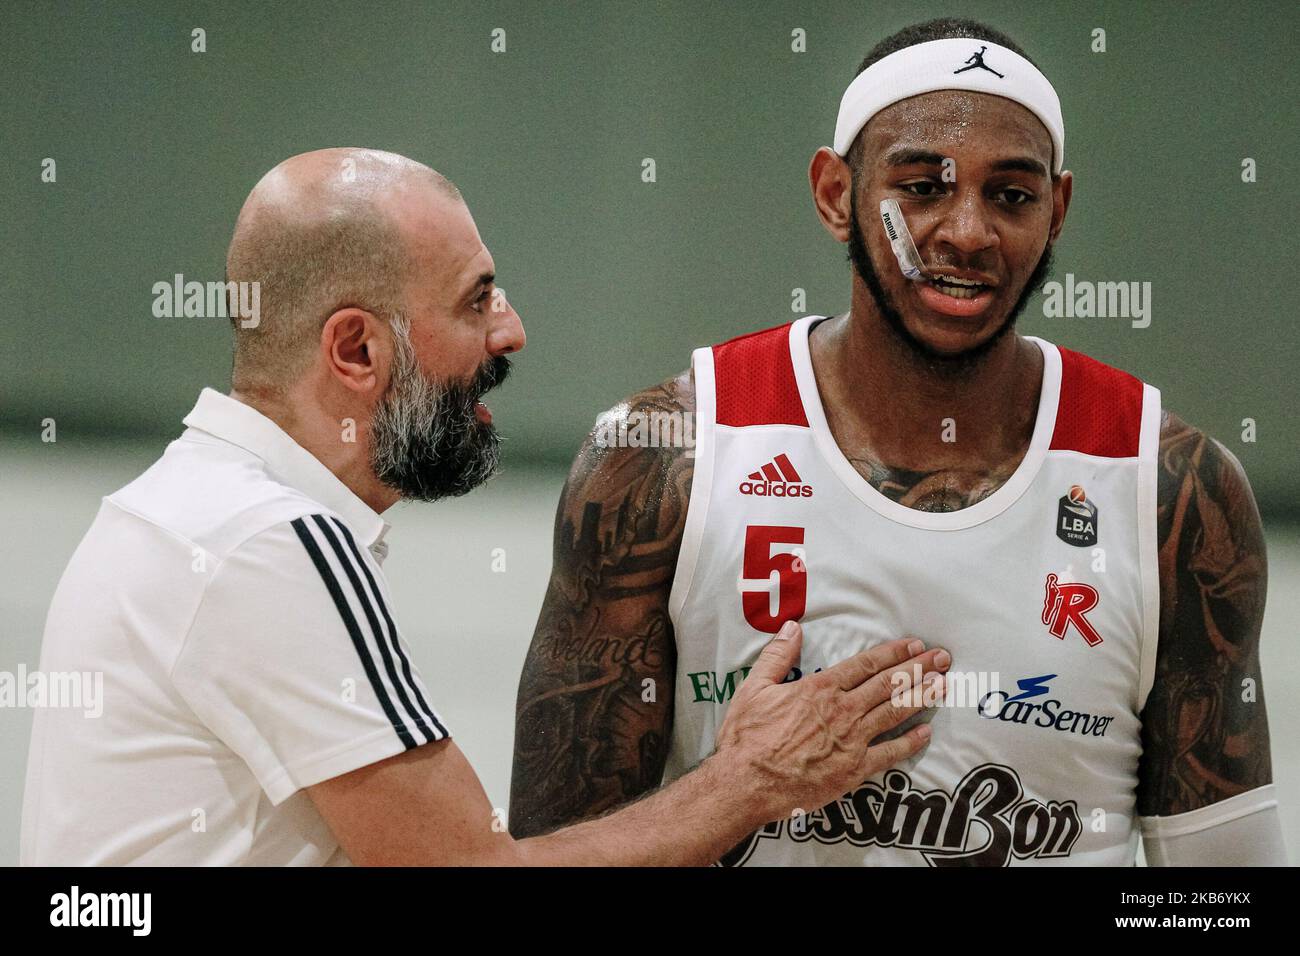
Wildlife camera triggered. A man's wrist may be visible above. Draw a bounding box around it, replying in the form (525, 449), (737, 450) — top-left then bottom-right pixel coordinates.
(693, 746), (772, 834)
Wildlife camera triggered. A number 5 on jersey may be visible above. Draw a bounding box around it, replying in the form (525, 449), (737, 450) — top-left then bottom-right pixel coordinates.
(741, 525), (807, 633)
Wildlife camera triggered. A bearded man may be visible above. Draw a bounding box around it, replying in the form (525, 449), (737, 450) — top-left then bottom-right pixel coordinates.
(19, 148), (944, 866)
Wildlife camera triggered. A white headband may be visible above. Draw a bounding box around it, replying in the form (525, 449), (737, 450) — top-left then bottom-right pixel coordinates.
(833, 37), (1064, 175)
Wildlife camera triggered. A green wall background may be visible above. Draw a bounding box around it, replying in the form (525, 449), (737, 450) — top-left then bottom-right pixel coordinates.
(4, 0), (1297, 512)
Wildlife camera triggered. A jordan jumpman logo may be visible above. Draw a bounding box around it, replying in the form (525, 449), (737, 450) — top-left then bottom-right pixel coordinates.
(953, 45), (1005, 78)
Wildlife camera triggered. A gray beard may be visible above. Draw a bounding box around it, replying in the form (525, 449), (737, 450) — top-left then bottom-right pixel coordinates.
(369, 317), (506, 501)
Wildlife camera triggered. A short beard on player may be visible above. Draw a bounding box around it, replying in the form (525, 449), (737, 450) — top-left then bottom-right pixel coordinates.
(847, 185), (1054, 375)
(370, 315), (509, 502)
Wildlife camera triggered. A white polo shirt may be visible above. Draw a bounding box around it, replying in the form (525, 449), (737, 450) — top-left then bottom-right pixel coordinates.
(20, 388), (449, 865)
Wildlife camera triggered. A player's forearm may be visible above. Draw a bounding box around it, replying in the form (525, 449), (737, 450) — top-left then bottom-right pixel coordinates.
(509, 642), (674, 836)
(515, 752), (765, 867)
(509, 594), (677, 836)
(509, 652), (673, 837)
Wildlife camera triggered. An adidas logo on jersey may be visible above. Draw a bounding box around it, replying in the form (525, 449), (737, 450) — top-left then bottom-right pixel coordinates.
(739, 453), (813, 497)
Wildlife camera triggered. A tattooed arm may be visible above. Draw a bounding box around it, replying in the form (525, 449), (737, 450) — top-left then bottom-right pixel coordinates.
(1137, 411), (1274, 824)
(317, 376), (944, 865)
(509, 372), (695, 837)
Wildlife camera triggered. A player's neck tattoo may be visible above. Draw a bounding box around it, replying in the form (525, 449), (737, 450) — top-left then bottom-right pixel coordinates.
(847, 454), (1016, 512)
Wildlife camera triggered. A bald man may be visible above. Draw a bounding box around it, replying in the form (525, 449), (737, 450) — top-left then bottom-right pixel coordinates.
(19, 148), (947, 866)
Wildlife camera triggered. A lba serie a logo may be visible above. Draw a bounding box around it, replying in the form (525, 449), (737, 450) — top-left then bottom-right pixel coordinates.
(1056, 484), (1098, 546)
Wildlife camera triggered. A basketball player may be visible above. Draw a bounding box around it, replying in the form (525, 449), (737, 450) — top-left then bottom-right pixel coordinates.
(510, 19), (1285, 865)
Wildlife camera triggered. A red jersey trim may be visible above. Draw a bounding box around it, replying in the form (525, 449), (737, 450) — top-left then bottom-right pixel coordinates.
(1049, 347), (1144, 458)
(712, 323), (809, 428)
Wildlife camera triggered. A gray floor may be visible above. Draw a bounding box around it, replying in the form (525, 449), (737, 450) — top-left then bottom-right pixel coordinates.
(2, 436), (1296, 865)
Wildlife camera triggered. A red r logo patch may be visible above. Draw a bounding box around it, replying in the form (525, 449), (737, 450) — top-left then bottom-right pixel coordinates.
(1042, 573), (1103, 647)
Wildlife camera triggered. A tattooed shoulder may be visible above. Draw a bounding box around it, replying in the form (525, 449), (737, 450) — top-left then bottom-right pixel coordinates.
(553, 372), (696, 574)
(509, 371), (695, 837)
(1137, 410), (1271, 816)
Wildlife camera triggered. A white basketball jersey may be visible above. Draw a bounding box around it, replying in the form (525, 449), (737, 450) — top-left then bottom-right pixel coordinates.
(665, 316), (1162, 866)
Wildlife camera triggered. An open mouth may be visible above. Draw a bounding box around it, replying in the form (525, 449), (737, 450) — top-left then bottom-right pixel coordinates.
(926, 275), (992, 299)
(914, 273), (998, 318)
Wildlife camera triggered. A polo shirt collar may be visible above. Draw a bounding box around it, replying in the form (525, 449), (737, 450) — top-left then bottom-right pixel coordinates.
(182, 388), (391, 561)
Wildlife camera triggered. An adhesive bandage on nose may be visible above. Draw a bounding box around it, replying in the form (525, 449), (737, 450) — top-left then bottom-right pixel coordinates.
(879, 199), (928, 280)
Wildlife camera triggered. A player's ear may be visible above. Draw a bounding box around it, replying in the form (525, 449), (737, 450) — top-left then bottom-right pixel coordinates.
(1048, 169), (1073, 244)
(809, 146), (853, 243)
